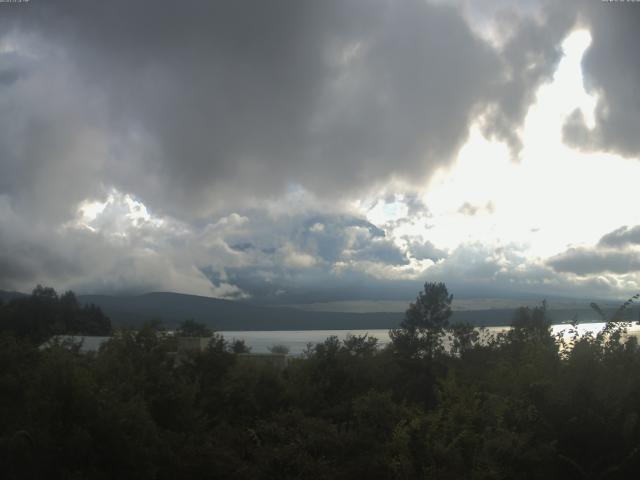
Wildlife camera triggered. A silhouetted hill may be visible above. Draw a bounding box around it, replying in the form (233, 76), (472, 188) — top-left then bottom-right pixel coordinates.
(0, 290), (27, 303)
(3, 290), (634, 330)
(77, 292), (404, 330)
(76, 292), (632, 331)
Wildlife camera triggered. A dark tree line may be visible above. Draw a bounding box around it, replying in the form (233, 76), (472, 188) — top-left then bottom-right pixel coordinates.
(0, 286), (111, 343)
(2, 282), (640, 479)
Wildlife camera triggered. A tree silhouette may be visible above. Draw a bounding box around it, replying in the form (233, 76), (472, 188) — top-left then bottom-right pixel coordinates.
(389, 281), (452, 359)
(176, 319), (212, 337)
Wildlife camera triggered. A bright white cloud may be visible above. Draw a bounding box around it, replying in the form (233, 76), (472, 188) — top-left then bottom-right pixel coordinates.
(348, 28), (640, 299)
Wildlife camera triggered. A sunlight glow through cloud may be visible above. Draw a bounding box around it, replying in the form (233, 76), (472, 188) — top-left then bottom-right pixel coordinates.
(58, 28), (640, 300)
(358, 28), (640, 295)
(74, 190), (165, 235)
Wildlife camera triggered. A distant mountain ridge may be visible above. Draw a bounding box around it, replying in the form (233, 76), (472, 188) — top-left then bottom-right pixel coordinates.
(75, 292), (634, 331)
(76, 292), (403, 330)
(2, 290), (635, 331)
(0, 290), (27, 303)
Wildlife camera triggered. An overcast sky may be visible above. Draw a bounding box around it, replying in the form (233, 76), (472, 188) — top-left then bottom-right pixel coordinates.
(1, 0), (639, 306)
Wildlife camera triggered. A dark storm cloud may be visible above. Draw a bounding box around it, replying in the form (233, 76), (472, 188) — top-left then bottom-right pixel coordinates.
(477, 1), (577, 154)
(405, 240), (448, 262)
(229, 242), (255, 253)
(403, 193), (432, 218)
(4, 0), (635, 300)
(464, 1), (640, 161)
(215, 211), (402, 268)
(561, 1), (640, 157)
(0, 0), (578, 221)
(349, 240), (408, 266)
(599, 225), (640, 248)
(196, 210), (416, 302)
(293, 215), (387, 263)
(546, 221), (640, 289)
(0, 69), (19, 86)
(548, 247), (640, 276)
(548, 223), (640, 277)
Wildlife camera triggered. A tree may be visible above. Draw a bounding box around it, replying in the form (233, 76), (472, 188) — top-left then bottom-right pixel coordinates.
(449, 322), (479, 357)
(389, 282), (453, 359)
(229, 338), (251, 354)
(343, 333), (378, 357)
(177, 319), (212, 338)
(0, 286), (111, 342)
(268, 344), (290, 355)
(509, 301), (553, 346)
(31, 285), (58, 302)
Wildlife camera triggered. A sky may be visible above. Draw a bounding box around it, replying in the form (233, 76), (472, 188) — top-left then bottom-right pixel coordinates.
(1, 0), (640, 308)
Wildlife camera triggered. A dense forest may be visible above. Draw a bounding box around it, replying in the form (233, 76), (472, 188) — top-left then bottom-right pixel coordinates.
(2, 283), (640, 479)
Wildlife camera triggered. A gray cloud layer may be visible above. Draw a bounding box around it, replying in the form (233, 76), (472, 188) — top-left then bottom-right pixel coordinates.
(599, 225), (640, 248)
(549, 223), (640, 277)
(549, 248), (640, 276)
(0, 0), (578, 220)
(562, 1), (640, 157)
(1, 0), (638, 301)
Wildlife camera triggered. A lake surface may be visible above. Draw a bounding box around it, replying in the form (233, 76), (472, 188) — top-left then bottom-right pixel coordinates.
(221, 322), (640, 355)
(52, 322), (640, 355)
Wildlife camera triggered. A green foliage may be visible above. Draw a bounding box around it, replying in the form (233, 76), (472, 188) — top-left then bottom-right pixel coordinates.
(0, 285), (111, 343)
(176, 318), (213, 337)
(229, 338), (251, 353)
(449, 322), (479, 357)
(4, 283), (640, 478)
(268, 344), (290, 355)
(390, 281), (453, 359)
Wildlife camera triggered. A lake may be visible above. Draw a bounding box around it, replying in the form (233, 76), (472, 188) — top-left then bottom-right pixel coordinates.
(221, 322), (640, 355)
(51, 322), (640, 355)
